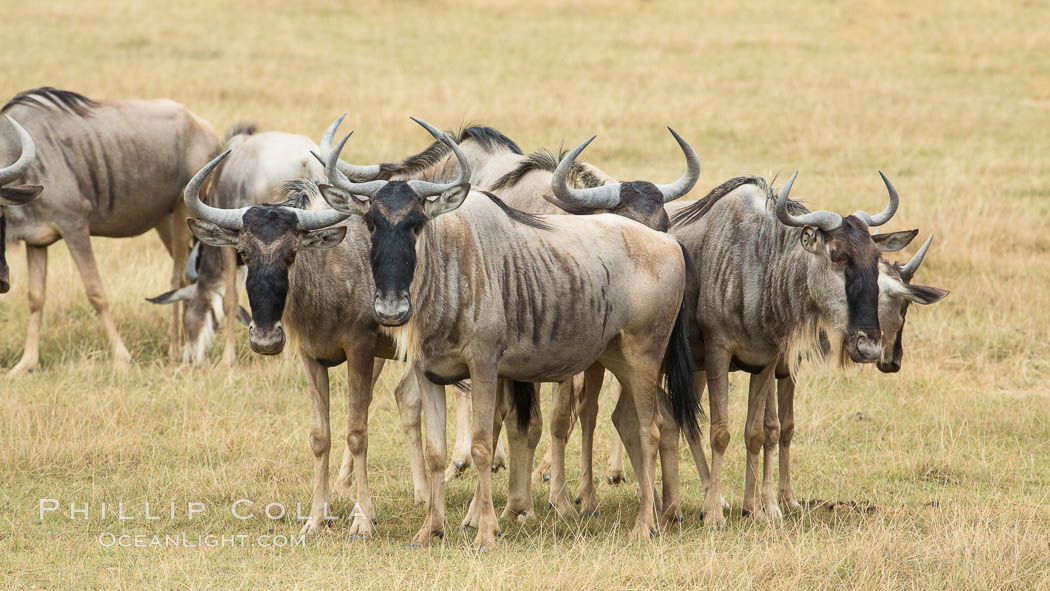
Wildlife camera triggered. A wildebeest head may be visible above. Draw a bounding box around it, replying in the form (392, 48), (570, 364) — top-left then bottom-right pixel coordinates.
(181, 150), (349, 355)
(775, 171), (904, 364)
(146, 242), (252, 364)
(317, 116), (472, 326)
(875, 234), (949, 372)
(0, 116), (43, 293)
(547, 128), (700, 231)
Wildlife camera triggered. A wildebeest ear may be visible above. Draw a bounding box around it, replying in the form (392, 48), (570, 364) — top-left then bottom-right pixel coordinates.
(903, 283), (949, 305)
(872, 229), (918, 252)
(318, 184), (369, 215)
(424, 183), (470, 218)
(0, 184), (43, 205)
(300, 226), (347, 250)
(145, 284), (198, 305)
(236, 306), (252, 325)
(187, 218), (239, 247)
(799, 226), (823, 254)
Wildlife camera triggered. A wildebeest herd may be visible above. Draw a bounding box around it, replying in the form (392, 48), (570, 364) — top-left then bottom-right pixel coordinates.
(1, 87), (949, 548)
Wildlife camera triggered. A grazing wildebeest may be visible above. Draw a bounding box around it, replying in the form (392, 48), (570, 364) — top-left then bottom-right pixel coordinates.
(1, 87), (220, 375)
(318, 116), (699, 548)
(148, 124), (328, 365)
(1, 116), (43, 294)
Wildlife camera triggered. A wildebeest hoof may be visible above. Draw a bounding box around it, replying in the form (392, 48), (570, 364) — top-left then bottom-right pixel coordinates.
(408, 542), (422, 548)
(456, 461), (465, 470)
(581, 511), (601, 519)
(607, 473), (626, 485)
(740, 508), (752, 518)
(542, 474), (551, 482)
(348, 534), (370, 542)
(574, 496), (581, 505)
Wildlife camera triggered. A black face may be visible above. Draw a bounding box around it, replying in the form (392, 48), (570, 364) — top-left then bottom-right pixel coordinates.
(0, 214), (9, 293)
(238, 207), (301, 354)
(613, 182), (670, 231)
(826, 216), (883, 362)
(361, 182), (428, 326)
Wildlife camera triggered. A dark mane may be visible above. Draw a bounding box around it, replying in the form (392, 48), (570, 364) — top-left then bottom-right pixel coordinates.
(2, 87), (99, 117)
(224, 121), (258, 145)
(491, 147), (608, 191)
(670, 175), (810, 227)
(478, 190), (551, 230)
(373, 124), (521, 181)
(456, 124), (522, 155)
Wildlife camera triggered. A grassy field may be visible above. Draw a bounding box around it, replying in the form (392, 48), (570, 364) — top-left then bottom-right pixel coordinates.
(2, 0), (1050, 588)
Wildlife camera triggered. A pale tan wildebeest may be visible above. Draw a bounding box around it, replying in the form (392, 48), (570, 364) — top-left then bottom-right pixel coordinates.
(1, 87), (220, 375)
(148, 123), (330, 365)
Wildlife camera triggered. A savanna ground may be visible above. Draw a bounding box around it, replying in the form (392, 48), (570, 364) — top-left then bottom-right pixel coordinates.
(2, 0), (1049, 588)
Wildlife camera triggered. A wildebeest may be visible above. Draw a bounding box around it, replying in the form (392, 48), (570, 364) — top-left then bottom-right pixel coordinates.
(1, 116), (42, 294)
(148, 124), (328, 365)
(1, 87), (220, 375)
(317, 116), (699, 548)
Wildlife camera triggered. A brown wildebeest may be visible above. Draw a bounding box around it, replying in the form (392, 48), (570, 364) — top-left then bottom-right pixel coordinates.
(317, 116), (699, 548)
(1, 116), (43, 294)
(148, 124), (327, 365)
(1, 87), (220, 375)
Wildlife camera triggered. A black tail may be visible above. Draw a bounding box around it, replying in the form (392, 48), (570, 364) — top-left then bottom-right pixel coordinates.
(664, 243), (702, 439)
(510, 380), (537, 431)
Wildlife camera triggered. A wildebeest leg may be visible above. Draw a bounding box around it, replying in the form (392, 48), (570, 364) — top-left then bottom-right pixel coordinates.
(167, 201), (191, 362)
(466, 362), (500, 549)
(532, 383), (576, 484)
(760, 373), (782, 520)
(547, 378), (578, 519)
(613, 365), (662, 540)
(62, 227), (133, 370)
(334, 358), (385, 497)
(610, 389), (648, 506)
(445, 386), (473, 480)
(8, 245), (47, 377)
(220, 246), (239, 365)
(576, 366), (605, 516)
(462, 381), (510, 530)
(298, 350), (332, 536)
(657, 391), (684, 530)
(501, 383), (541, 522)
(741, 365), (775, 519)
(777, 375), (802, 511)
(344, 347), (378, 540)
(703, 347), (732, 530)
(411, 365), (447, 547)
(385, 365), (429, 507)
(684, 370), (729, 512)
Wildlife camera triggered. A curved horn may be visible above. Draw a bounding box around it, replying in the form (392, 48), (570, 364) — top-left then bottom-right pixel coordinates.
(405, 117), (471, 197)
(654, 127), (701, 203)
(899, 234), (932, 281)
(550, 135), (622, 209)
(320, 113), (381, 180)
(184, 150), (250, 230)
(774, 171), (844, 231)
(324, 131), (389, 198)
(853, 171), (900, 227)
(0, 116), (36, 185)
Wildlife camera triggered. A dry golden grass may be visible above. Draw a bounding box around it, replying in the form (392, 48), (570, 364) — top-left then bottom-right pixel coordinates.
(2, 0), (1049, 588)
